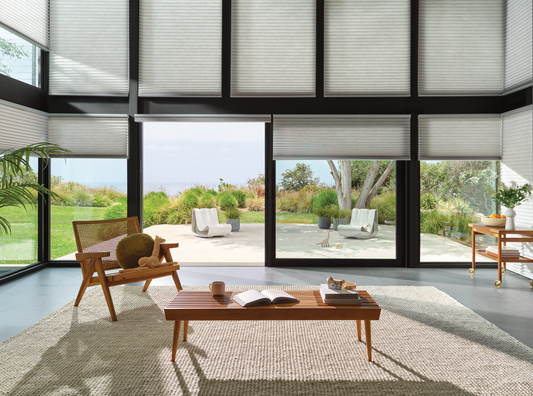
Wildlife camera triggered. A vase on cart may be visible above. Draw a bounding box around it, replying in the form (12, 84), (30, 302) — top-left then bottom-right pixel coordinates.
(504, 208), (516, 230)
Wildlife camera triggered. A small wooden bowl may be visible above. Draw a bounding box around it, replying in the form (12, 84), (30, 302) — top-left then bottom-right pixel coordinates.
(480, 217), (506, 227)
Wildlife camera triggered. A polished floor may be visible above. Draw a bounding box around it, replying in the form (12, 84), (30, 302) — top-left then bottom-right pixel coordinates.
(0, 267), (532, 350)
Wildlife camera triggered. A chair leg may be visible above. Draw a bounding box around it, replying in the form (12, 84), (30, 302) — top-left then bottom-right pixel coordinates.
(95, 262), (117, 321)
(171, 271), (183, 291)
(75, 260), (97, 307)
(142, 279), (152, 292)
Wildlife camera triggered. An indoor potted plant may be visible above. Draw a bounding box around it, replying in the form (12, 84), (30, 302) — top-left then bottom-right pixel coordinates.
(493, 181), (532, 230)
(225, 207), (242, 232)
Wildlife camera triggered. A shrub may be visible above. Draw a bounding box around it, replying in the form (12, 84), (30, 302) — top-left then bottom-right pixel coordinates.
(368, 191), (396, 223)
(313, 206), (331, 218)
(154, 201), (192, 225)
(301, 184), (328, 193)
(231, 190), (247, 208)
(104, 197), (127, 219)
(93, 195), (113, 207)
(277, 192), (299, 212)
(421, 193), (438, 210)
(246, 196), (265, 211)
(198, 194), (217, 208)
(218, 191), (238, 210)
(181, 191), (199, 208)
(188, 187), (204, 197)
(143, 191), (170, 226)
(296, 190), (314, 213)
(312, 189), (337, 210)
(205, 189), (218, 196)
(225, 207), (242, 219)
(72, 189), (94, 207)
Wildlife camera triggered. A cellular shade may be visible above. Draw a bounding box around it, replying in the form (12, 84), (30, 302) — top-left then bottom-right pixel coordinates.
(139, 0), (222, 97)
(0, 100), (48, 151)
(231, 0), (315, 97)
(419, 0), (504, 95)
(504, 0), (533, 93)
(501, 106), (533, 184)
(48, 115), (129, 158)
(418, 116), (502, 160)
(273, 115), (411, 160)
(324, 0), (410, 96)
(0, 0), (49, 49)
(49, 0), (129, 96)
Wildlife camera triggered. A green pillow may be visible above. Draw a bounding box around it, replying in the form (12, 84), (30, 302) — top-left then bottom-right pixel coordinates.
(116, 233), (154, 269)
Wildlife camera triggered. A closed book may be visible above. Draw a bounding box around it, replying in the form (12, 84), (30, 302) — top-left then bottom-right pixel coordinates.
(320, 289), (362, 305)
(320, 284), (359, 299)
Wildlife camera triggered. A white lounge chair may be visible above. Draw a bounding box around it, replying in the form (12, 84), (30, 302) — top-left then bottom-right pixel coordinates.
(337, 209), (379, 239)
(191, 208), (232, 238)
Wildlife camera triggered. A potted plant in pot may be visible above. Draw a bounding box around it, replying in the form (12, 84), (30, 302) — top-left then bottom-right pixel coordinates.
(330, 207), (352, 231)
(225, 207), (242, 232)
(313, 206), (331, 229)
(493, 181), (532, 230)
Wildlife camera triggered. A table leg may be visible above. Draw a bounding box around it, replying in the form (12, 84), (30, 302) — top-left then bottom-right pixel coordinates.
(498, 234), (502, 282)
(171, 320), (181, 362)
(183, 321), (189, 342)
(364, 320), (372, 361)
(471, 230), (476, 274)
(357, 320), (361, 341)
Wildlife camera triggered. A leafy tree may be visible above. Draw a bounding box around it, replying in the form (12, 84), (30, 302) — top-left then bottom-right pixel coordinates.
(0, 37), (28, 77)
(280, 163), (319, 191)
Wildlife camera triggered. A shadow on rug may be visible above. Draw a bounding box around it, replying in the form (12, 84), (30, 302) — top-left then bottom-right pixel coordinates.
(1, 285), (532, 396)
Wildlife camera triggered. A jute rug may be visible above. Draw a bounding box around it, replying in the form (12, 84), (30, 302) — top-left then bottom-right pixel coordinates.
(1, 285), (532, 396)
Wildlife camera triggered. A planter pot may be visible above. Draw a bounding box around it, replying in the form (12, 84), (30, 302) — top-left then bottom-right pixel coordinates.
(505, 208), (516, 230)
(226, 218), (240, 232)
(332, 217), (348, 230)
(317, 216), (331, 229)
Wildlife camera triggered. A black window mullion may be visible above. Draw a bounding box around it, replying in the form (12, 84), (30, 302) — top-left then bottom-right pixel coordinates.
(316, 0), (324, 98)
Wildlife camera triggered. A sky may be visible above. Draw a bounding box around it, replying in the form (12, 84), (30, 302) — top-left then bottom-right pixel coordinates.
(51, 122), (336, 195)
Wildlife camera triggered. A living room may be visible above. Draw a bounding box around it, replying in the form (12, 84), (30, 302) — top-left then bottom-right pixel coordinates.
(1, 1), (532, 395)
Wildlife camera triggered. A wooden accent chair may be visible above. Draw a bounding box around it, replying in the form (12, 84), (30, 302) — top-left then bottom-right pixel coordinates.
(72, 217), (182, 321)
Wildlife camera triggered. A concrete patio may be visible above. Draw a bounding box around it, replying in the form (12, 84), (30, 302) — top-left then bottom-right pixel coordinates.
(137, 223), (492, 266)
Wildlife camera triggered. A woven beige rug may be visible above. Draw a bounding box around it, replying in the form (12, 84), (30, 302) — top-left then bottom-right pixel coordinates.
(1, 285), (532, 396)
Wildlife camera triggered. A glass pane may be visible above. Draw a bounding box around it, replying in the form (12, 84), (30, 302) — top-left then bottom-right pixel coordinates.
(143, 122), (265, 265)
(0, 26), (40, 87)
(0, 158), (38, 274)
(420, 160), (498, 262)
(275, 160), (396, 259)
(50, 158), (127, 260)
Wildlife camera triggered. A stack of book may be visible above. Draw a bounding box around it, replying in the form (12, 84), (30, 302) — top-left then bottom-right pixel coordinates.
(319, 284), (361, 305)
(485, 246), (520, 258)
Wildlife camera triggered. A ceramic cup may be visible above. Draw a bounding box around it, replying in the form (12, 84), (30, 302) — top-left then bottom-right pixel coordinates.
(209, 281), (225, 296)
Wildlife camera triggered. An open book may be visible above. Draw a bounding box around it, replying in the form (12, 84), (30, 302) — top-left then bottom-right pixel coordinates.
(232, 290), (299, 307)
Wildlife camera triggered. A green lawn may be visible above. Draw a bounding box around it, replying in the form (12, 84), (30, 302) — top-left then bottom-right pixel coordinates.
(1, 207), (316, 265)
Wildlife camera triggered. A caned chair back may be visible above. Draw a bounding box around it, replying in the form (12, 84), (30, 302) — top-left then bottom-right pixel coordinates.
(73, 217), (141, 271)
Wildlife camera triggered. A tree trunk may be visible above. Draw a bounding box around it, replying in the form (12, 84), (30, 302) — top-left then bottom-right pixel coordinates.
(365, 162), (395, 207)
(355, 161), (380, 208)
(327, 160), (351, 210)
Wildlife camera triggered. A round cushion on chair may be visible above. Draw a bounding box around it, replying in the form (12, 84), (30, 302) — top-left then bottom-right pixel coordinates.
(116, 233), (154, 269)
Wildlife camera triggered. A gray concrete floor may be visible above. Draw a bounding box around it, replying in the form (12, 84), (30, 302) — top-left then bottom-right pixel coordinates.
(1, 267), (532, 350)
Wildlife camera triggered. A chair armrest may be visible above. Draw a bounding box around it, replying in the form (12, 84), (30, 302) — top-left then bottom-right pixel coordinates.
(160, 242), (179, 250)
(75, 252), (111, 261)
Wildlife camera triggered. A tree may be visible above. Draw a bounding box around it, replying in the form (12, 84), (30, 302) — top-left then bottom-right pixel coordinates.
(0, 143), (70, 234)
(0, 37), (28, 77)
(280, 163), (319, 191)
(328, 160), (396, 209)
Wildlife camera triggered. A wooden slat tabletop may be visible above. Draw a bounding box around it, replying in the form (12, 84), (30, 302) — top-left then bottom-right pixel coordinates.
(164, 290), (381, 321)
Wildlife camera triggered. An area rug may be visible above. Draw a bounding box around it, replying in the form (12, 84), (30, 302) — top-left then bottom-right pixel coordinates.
(1, 286), (532, 396)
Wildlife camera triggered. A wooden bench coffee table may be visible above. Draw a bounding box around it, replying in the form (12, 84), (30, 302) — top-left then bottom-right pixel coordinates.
(164, 290), (381, 361)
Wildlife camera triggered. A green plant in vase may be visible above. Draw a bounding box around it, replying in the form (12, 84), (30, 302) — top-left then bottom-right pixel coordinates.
(493, 182), (532, 230)
(312, 206), (332, 229)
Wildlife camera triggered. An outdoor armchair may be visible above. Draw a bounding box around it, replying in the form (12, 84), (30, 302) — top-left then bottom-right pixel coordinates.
(338, 209), (379, 239)
(72, 217), (182, 321)
(191, 208), (232, 238)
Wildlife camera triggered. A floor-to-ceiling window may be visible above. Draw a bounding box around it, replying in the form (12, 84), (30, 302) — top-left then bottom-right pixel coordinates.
(142, 122), (265, 266)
